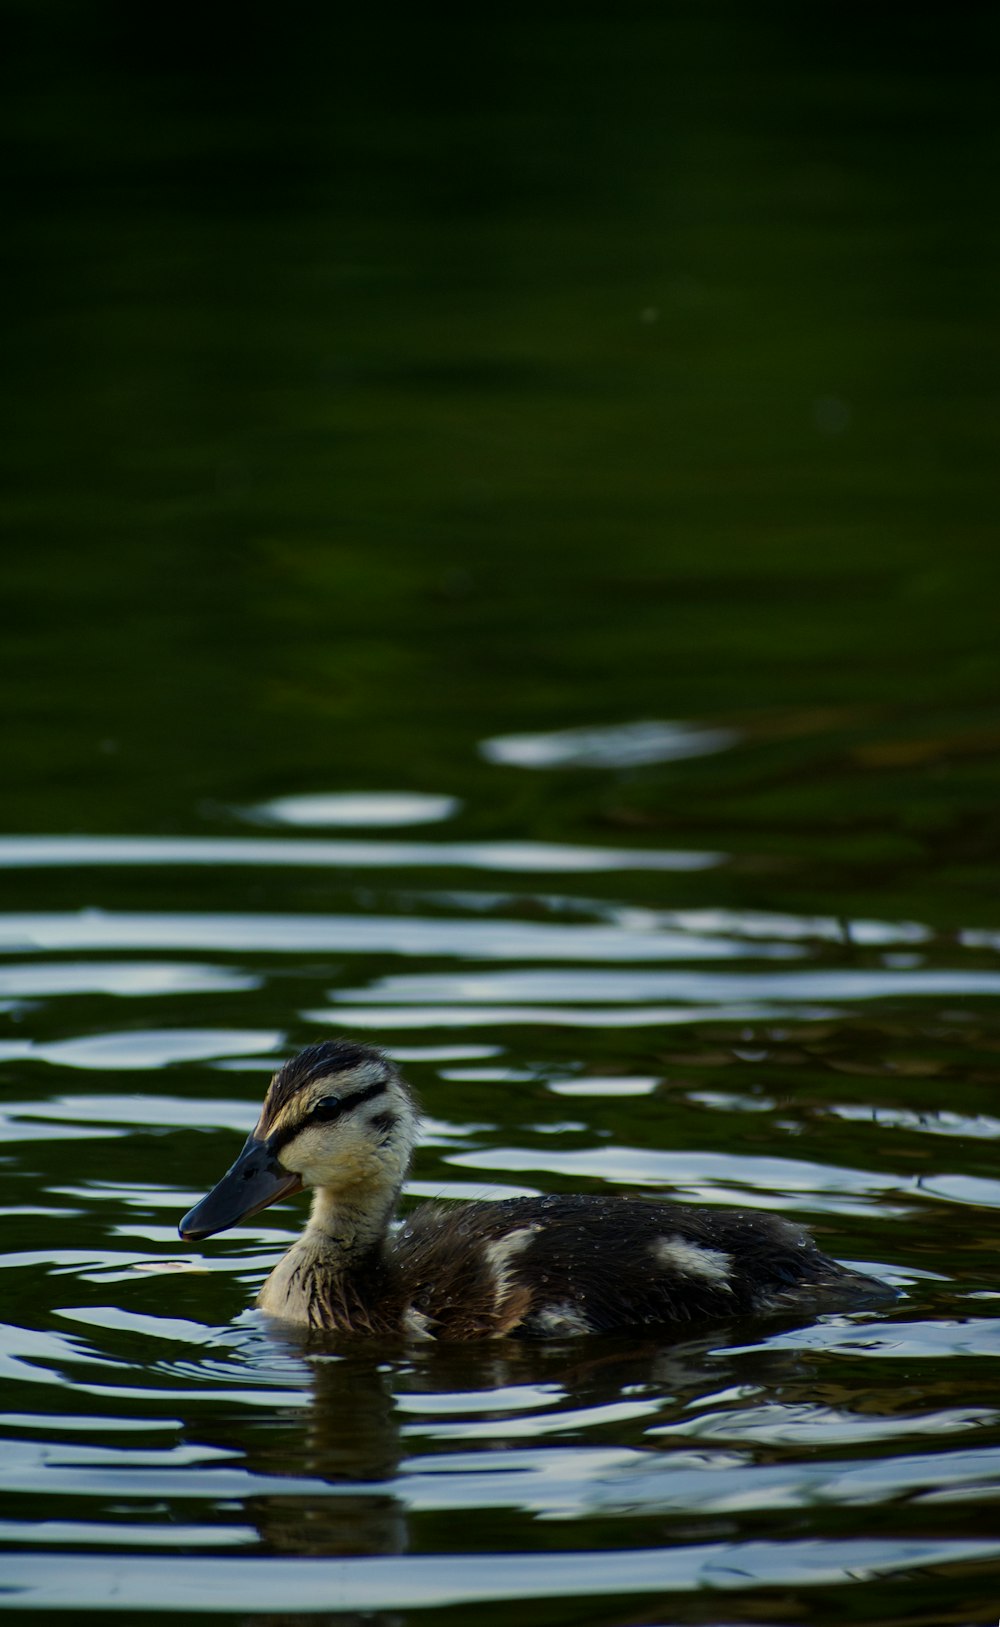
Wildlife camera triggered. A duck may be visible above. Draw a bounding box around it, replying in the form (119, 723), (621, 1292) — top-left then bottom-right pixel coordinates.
(179, 1039), (893, 1339)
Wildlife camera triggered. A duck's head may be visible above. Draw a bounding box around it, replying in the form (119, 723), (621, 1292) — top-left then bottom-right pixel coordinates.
(178, 1041), (416, 1241)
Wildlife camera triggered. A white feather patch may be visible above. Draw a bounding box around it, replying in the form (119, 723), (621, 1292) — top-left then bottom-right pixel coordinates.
(529, 1301), (593, 1337)
(651, 1236), (734, 1286)
(403, 1306), (435, 1340)
(482, 1225), (540, 1309)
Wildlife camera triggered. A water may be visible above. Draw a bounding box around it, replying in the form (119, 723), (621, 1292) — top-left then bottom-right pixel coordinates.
(4, 825), (1000, 1624)
(3, 5), (1000, 1624)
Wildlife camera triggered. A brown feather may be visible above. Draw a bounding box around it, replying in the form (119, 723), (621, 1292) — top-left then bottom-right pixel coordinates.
(389, 1195), (889, 1341)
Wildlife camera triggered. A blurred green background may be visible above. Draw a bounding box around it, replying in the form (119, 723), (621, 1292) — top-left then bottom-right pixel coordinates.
(3, 1), (998, 912)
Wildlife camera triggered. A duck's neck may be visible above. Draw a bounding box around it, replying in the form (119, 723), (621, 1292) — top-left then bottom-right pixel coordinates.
(256, 1182), (398, 1329)
(304, 1182), (396, 1261)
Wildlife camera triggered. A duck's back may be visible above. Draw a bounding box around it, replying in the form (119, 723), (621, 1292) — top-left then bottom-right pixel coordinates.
(394, 1194), (889, 1340)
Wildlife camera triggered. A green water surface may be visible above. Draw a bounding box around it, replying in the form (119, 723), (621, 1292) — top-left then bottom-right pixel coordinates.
(2, 5), (1000, 1625)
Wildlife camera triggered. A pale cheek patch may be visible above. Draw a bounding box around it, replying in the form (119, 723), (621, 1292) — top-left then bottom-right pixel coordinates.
(281, 1124), (380, 1188)
(651, 1236), (734, 1287)
(276, 1124), (326, 1174)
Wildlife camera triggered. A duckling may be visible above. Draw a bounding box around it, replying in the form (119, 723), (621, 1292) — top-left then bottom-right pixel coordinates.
(179, 1040), (892, 1339)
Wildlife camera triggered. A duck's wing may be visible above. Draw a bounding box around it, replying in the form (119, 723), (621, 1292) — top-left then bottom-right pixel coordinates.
(394, 1195), (891, 1341)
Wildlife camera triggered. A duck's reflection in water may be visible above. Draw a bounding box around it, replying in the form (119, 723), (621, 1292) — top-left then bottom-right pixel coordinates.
(220, 1300), (882, 1591)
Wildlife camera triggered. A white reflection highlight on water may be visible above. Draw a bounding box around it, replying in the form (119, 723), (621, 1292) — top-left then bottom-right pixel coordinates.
(404, 1397), (664, 1440)
(547, 1077), (663, 1096)
(4, 1538), (999, 1610)
(651, 1401), (996, 1447)
(12, 1096), (269, 1130)
(0, 836), (721, 873)
(0, 1028), (282, 1071)
(915, 1173), (1000, 1209)
(329, 967), (1000, 1003)
(0, 962), (260, 997)
(480, 719), (739, 768)
(241, 791), (462, 827)
(0, 1519), (258, 1549)
(0, 911), (798, 962)
(393, 1384), (562, 1416)
(388, 1044), (503, 1062)
(396, 1439), (1000, 1519)
(0, 1413), (180, 1432)
(310, 1002), (841, 1029)
(57, 1307), (231, 1345)
(731, 1317), (1000, 1360)
(831, 1104), (1000, 1140)
(446, 1143), (909, 1217)
(660, 908), (930, 946)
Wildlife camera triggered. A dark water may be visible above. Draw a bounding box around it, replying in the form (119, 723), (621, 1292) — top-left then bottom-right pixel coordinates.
(3, 6), (1000, 1624)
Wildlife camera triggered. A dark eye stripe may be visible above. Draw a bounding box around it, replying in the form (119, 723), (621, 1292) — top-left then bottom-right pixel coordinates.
(268, 1078), (387, 1151)
(319, 1077), (387, 1118)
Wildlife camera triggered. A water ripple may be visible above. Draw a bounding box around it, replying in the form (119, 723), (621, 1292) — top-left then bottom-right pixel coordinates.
(399, 1440), (1000, 1517)
(0, 911), (768, 961)
(480, 719), (739, 769)
(445, 1143), (909, 1215)
(0, 962), (259, 998)
(3, 1539), (997, 1610)
(0, 1028), (282, 1071)
(242, 791), (461, 827)
(0, 836), (720, 874)
(330, 967), (1000, 1004)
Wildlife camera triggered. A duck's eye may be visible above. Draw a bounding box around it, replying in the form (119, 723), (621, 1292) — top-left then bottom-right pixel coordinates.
(310, 1097), (345, 1124)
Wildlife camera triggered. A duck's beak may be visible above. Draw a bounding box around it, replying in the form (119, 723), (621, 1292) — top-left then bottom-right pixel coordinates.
(179, 1135), (303, 1241)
